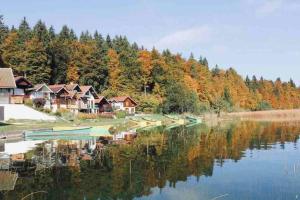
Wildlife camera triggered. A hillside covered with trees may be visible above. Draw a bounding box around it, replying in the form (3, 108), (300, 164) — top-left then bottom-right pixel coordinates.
(0, 16), (299, 114)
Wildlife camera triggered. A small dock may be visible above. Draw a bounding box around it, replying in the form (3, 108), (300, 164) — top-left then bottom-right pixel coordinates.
(0, 131), (23, 140)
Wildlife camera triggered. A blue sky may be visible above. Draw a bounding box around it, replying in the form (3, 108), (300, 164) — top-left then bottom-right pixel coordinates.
(1, 0), (300, 84)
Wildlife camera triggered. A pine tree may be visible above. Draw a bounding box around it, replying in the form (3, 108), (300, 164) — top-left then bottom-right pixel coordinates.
(245, 75), (251, 88)
(33, 20), (50, 45)
(212, 65), (220, 76)
(18, 17), (31, 43)
(289, 78), (296, 88)
(106, 35), (113, 48)
(203, 57), (208, 67)
(0, 15), (9, 45)
(25, 36), (50, 84)
(48, 26), (56, 40)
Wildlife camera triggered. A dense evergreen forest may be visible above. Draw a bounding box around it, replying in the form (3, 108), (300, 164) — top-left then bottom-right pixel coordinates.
(0, 16), (299, 113)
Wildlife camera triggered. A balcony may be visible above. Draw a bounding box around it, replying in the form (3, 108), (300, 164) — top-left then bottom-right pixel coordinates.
(10, 96), (24, 104)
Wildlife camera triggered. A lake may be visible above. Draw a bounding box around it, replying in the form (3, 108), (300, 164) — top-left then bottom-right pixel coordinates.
(1, 121), (300, 200)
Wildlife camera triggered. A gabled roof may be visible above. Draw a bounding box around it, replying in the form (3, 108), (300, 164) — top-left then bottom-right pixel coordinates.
(66, 91), (77, 99)
(33, 83), (53, 92)
(109, 96), (137, 105)
(79, 86), (99, 99)
(65, 84), (81, 92)
(0, 68), (16, 88)
(14, 76), (33, 88)
(95, 96), (109, 104)
(48, 84), (66, 93)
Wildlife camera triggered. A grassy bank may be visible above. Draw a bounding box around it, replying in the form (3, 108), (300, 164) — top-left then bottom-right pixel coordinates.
(0, 118), (127, 133)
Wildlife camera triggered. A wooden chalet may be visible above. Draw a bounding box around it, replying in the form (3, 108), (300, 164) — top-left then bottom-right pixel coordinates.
(48, 84), (70, 112)
(0, 68), (32, 104)
(95, 96), (111, 113)
(0, 68), (16, 104)
(109, 96), (137, 114)
(12, 76), (33, 104)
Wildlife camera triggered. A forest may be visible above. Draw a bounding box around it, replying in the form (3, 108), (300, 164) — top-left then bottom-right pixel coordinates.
(0, 16), (299, 114)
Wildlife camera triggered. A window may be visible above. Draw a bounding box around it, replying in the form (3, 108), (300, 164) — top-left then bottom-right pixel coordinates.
(13, 88), (24, 95)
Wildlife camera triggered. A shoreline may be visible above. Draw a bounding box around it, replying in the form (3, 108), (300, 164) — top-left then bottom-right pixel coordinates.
(202, 109), (300, 126)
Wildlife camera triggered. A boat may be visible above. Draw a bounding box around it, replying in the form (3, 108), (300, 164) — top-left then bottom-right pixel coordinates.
(24, 127), (91, 138)
(185, 116), (202, 127)
(25, 126), (113, 140)
(90, 126), (113, 138)
(25, 135), (97, 141)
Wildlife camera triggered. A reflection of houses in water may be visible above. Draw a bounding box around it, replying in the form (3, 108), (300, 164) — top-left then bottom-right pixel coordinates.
(113, 131), (137, 141)
(0, 133), (134, 174)
(0, 140), (44, 171)
(0, 171), (18, 191)
(38, 138), (99, 169)
(0, 142), (4, 152)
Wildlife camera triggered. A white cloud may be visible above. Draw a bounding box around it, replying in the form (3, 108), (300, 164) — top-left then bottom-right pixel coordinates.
(154, 26), (212, 51)
(245, 0), (300, 16)
(256, 0), (283, 15)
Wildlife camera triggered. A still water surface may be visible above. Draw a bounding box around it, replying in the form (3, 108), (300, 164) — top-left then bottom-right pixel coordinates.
(1, 121), (300, 200)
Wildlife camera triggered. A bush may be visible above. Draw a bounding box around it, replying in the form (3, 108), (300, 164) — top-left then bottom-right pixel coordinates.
(24, 99), (33, 107)
(43, 108), (52, 113)
(137, 96), (160, 113)
(115, 111), (126, 119)
(77, 113), (98, 120)
(33, 98), (46, 109)
(255, 101), (272, 111)
(162, 81), (202, 114)
(55, 108), (69, 117)
(54, 111), (62, 117)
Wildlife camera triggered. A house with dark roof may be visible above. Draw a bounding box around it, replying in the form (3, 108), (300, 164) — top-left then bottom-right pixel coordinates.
(12, 76), (33, 104)
(95, 96), (111, 113)
(109, 96), (137, 114)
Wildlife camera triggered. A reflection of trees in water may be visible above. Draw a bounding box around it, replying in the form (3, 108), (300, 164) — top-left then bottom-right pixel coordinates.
(4, 121), (300, 200)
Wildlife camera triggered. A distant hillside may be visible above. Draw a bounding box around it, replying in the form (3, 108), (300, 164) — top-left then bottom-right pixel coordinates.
(0, 16), (299, 113)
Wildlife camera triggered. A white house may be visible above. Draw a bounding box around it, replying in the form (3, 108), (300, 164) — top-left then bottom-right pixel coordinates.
(109, 96), (137, 114)
(29, 83), (53, 109)
(79, 86), (99, 113)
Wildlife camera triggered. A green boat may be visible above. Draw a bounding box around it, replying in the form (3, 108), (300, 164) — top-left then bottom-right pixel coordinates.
(26, 135), (97, 141)
(24, 127), (92, 138)
(25, 126), (112, 140)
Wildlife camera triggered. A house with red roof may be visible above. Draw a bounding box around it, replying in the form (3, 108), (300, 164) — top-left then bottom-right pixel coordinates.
(109, 96), (137, 114)
(28, 82), (113, 114)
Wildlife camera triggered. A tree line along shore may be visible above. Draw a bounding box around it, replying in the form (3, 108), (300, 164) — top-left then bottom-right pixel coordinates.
(0, 16), (300, 115)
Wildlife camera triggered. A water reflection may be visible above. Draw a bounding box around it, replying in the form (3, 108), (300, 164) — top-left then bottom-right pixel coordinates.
(1, 121), (300, 200)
